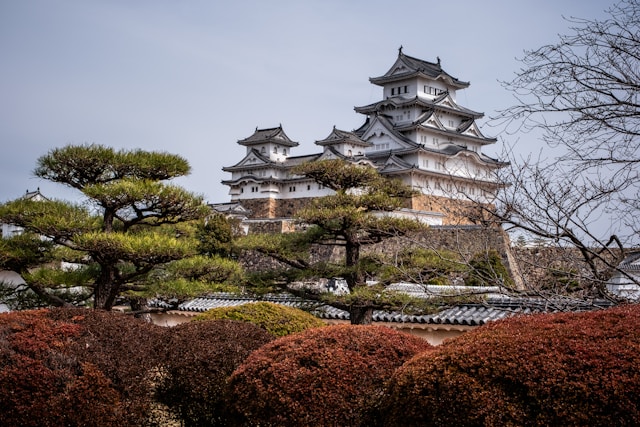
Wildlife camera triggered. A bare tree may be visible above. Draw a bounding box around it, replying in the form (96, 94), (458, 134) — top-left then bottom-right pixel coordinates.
(488, 0), (640, 297)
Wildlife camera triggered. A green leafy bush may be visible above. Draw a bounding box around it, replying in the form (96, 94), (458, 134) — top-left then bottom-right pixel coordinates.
(380, 304), (640, 426)
(465, 249), (514, 287)
(156, 319), (274, 426)
(0, 308), (162, 426)
(194, 301), (326, 336)
(226, 324), (433, 426)
(378, 247), (465, 285)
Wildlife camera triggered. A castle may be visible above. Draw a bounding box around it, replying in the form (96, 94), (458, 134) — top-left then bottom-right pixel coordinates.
(217, 48), (505, 229)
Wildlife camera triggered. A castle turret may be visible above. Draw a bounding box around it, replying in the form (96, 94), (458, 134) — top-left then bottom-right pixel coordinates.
(220, 50), (506, 226)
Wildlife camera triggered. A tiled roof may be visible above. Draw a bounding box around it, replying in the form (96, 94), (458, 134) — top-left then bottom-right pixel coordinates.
(237, 125), (299, 147)
(315, 127), (372, 148)
(369, 51), (469, 89)
(355, 95), (483, 119)
(619, 252), (640, 271)
(151, 292), (612, 327)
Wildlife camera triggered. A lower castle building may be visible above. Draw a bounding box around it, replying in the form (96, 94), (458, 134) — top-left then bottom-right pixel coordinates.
(217, 49), (506, 229)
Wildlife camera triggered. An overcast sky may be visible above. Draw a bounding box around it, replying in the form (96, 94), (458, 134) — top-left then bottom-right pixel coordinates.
(1, 0), (612, 206)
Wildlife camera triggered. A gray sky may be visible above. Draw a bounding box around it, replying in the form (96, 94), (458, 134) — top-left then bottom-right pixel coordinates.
(0, 0), (612, 206)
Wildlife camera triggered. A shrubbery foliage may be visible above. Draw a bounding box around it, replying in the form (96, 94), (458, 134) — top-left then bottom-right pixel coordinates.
(0, 308), (164, 426)
(193, 301), (326, 336)
(156, 319), (274, 426)
(6, 305), (640, 426)
(226, 324), (433, 426)
(380, 304), (640, 426)
(47, 307), (166, 423)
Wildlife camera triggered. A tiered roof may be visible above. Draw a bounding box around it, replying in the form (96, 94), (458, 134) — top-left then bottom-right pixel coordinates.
(237, 125), (299, 148)
(315, 126), (372, 148)
(369, 48), (469, 89)
(221, 49), (507, 201)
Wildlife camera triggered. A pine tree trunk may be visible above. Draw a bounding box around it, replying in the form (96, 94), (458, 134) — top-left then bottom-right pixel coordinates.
(345, 240), (362, 290)
(350, 305), (373, 325)
(94, 266), (118, 310)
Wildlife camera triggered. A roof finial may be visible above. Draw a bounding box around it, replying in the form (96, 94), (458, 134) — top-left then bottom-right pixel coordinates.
(437, 56), (441, 66)
(398, 45), (403, 55)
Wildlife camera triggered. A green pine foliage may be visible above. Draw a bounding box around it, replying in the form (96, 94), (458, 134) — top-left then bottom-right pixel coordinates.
(377, 247), (467, 285)
(238, 159), (426, 324)
(0, 144), (243, 310)
(466, 249), (514, 287)
(193, 302), (326, 337)
(196, 213), (237, 258)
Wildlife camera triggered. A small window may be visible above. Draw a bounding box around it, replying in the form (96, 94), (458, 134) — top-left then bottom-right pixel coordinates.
(283, 149), (287, 155)
(391, 88), (395, 95)
(273, 147), (278, 154)
(307, 185), (311, 190)
(261, 147), (266, 153)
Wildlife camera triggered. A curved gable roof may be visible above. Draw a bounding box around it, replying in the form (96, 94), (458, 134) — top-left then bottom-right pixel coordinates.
(315, 126), (372, 148)
(238, 125), (299, 148)
(360, 114), (419, 149)
(370, 49), (469, 89)
(222, 148), (272, 171)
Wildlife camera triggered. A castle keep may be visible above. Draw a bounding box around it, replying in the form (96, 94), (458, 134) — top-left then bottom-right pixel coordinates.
(219, 49), (505, 226)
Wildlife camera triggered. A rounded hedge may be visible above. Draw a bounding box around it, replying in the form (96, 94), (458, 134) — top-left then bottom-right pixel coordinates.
(226, 324), (433, 426)
(194, 301), (326, 336)
(380, 304), (640, 426)
(0, 308), (164, 426)
(156, 319), (274, 426)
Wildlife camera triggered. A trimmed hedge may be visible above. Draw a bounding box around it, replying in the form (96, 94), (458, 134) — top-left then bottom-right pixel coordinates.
(193, 301), (326, 336)
(0, 308), (164, 426)
(226, 324), (433, 427)
(380, 304), (640, 426)
(156, 319), (274, 426)
(47, 307), (166, 424)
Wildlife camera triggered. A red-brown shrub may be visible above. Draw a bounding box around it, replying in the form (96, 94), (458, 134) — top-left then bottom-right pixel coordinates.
(156, 319), (274, 426)
(0, 308), (165, 426)
(47, 307), (166, 423)
(226, 324), (433, 427)
(380, 304), (640, 426)
(0, 310), (123, 426)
